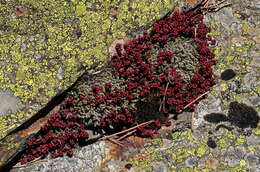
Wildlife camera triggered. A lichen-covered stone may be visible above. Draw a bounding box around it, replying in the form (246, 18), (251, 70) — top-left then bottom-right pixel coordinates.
(2, 0), (260, 171)
(0, 0), (176, 139)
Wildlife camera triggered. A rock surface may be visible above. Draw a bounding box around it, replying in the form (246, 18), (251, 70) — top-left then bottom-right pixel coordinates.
(1, 0), (260, 171)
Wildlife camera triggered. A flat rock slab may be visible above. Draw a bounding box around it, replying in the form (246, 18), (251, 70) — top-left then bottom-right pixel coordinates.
(1, 0), (260, 171)
(0, 0), (177, 139)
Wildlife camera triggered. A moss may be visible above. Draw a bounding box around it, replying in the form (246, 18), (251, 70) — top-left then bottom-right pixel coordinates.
(247, 145), (256, 152)
(239, 160), (247, 168)
(230, 161), (248, 172)
(197, 145), (207, 157)
(217, 138), (229, 149)
(219, 83), (227, 92)
(130, 130), (198, 171)
(208, 22), (221, 36)
(235, 135), (246, 146)
(255, 85), (260, 95)
(225, 55), (235, 66)
(252, 127), (260, 135)
(241, 20), (251, 34)
(230, 38), (255, 53)
(234, 13), (241, 19)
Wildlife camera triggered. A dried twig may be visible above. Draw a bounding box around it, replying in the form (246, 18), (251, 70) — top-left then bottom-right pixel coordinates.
(12, 157), (46, 169)
(117, 129), (137, 141)
(182, 91), (209, 110)
(168, 91), (210, 120)
(201, 0), (232, 12)
(100, 120), (154, 141)
(108, 138), (124, 147)
(159, 82), (169, 112)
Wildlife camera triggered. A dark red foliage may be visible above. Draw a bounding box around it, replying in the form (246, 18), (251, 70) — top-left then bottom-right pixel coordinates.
(20, 8), (216, 164)
(107, 8), (216, 132)
(20, 104), (89, 164)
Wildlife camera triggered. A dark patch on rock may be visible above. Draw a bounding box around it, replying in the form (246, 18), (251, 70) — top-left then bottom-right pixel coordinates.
(215, 124), (233, 131)
(204, 102), (259, 131)
(125, 163), (132, 169)
(207, 137), (217, 148)
(221, 69), (236, 81)
(204, 113), (228, 123)
(228, 101), (259, 128)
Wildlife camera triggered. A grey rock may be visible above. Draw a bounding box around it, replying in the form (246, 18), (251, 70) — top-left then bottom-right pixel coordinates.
(0, 88), (22, 117)
(225, 146), (240, 167)
(208, 98), (222, 112)
(248, 94), (260, 106)
(194, 93), (223, 126)
(56, 67), (63, 81)
(56, 74), (63, 81)
(197, 156), (207, 169)
(34, 54), (42, 60)
(177, 112), (191, 121)
(243, 72), (257, 90)
(20, 43), (26, 51)
(244, 152), (260, 165)
(247, 135), (260, 146)
(59, 55), (66, 59)
(233, 147), (246, 159)
(230, 22), (242, 36)
(152, 161), (167, 172)
(15, 37), (21, 43)
(249, 0), (260, 9)
(11, 141), (107, 172)
(217, 8), (238, 27)
(185, 157), (197, 168)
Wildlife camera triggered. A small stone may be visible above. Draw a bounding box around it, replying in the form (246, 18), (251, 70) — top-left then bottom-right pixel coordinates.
(15, 37), (21, 42)
(43, 10), (50, 16)
(34, 54), (42, 60)
(205, 159), (219, 169)
(56, 74), (63, 81)
(58, 67), (63, 74)
(221, 69), (236, 81)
